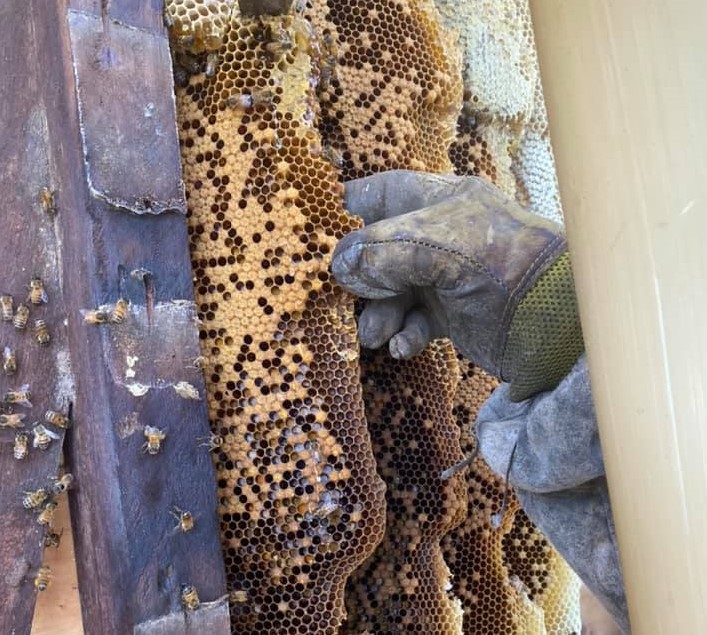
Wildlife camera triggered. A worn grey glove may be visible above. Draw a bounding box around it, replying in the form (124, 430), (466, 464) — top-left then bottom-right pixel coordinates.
(477, 355), (629, 634)
(332, 170), (584, 401)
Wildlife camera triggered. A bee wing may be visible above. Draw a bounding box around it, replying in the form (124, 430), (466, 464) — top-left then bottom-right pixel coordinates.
(46, 428), (61, 440)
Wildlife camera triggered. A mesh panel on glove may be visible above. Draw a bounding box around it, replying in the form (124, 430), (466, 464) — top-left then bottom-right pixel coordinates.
(503, 252), (584, 401)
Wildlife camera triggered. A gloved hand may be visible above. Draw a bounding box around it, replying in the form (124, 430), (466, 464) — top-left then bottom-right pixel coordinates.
(332, 170), (584, 401)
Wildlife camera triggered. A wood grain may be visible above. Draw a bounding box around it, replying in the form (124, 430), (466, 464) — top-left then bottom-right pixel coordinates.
(0, 1), (228, 634)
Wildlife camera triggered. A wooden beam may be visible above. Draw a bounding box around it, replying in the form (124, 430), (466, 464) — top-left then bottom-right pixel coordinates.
(0, 0), (75, 630)
(0, 1), (229, 633)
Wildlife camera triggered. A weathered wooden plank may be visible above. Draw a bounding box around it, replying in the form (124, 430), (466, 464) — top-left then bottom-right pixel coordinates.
(0, 1), (75, 632)
(69, 0), (166, 32)
(31, 503), (84, 635)
(0, 1), (228, 634)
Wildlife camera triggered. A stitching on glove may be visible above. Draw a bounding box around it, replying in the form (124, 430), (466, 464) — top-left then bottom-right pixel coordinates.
(356, 239), (509, 292)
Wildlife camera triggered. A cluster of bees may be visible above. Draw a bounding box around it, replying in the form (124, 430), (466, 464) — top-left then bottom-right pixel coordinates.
(83, 297), (129, 325)
(142, 390), (211, 610)
(0, 274), (74, 594)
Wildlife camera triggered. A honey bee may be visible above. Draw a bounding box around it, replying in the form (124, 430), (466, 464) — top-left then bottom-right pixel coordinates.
(34, 319), (50, 345)
(34, 565), (52, 592)
(0, 294), (14, 321)
(198, 433), (223, 452)
(173, 65), (189, 88)
(13, 432), (29, 460)
(44, 528), (64, 549)
(180, 584), (200, 610)
(51, 473), (74, 495)
(110, 297), (129, 324)
(45, 409), (71, 429)
(205, 52), (218, 77)
(39, 187), (57, 215)
(83, 308), (110, 324)
(28, 277), (48, 305)
(263, 23), (294, 62)
(229, 589), (248, 604)
(13, 304), (30, 330)
(322, 144), (345, 169)
(22, 488), (49, 509)
(142, 425), (166, 455)
(3, 346), (17, 375)
(5, 384), (32, 408)
(0, 412), (26, 428)
(37, 500), (58, 526)
(32, 423), (60, 450)
(171, 507), (195, 532)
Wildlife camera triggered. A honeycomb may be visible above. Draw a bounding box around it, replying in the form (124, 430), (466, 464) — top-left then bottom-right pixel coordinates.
(343, 345), (467, 634)
(165, 0), (234, 53)
(169, 1), (580, 633)
(437, 0), (564, 223)
(169, 5), (386, 632)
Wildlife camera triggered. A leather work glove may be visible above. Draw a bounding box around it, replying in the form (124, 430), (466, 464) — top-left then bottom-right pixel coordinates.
(332, 170), (584, 401)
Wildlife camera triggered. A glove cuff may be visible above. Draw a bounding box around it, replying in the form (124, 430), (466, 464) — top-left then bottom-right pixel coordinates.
(502, 251), (585, 401)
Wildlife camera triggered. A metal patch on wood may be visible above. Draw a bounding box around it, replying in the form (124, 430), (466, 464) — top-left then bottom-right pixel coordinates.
(68, 10), (185, 215)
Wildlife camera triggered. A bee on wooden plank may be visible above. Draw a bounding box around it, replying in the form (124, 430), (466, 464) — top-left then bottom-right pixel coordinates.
(110, 297), (129, 324)
(39, 187), (57, 215)
(51, 473), (74, 495)
(45, 408), (71, 429)
(34, 565), (52, 591)
(23, 488), (49, 509)
(171, 507), (195, 533)
(28, 277), (48, 305)
(0, 294), (14, 321)
(13, 432), (29, 460)
(32, 423), (60, 450)
(13, 304), (29, 330)
(83, 308), (110, 324)
(34, 319), (50, 345)
(44, 528), (63, 549)
(37, 501), (58, 526)
(5, 384), (32, 408)
(0, 412), (26, 428)
(3, 346), (17, 375)
(180, 584), (200, 610)
(142, 425), (166, 455)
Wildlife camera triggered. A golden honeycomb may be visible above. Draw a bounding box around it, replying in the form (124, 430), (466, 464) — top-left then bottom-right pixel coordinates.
(438, 0), (564, 224)
(168, 0), (580, 633)
(169, 5), (386, 632)
(166, 0), (234, 52)
(343, 345), (467, 634)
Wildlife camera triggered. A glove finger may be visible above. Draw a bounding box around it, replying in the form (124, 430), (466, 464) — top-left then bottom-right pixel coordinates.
(344, 170), (478, 224)
(357, 295), (412, 349)
(388, 307), (433, 359)
(332, 200), (470, 299)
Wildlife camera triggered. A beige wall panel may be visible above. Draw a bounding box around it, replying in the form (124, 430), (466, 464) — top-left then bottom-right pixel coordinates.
(530, 2), (707, 633)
